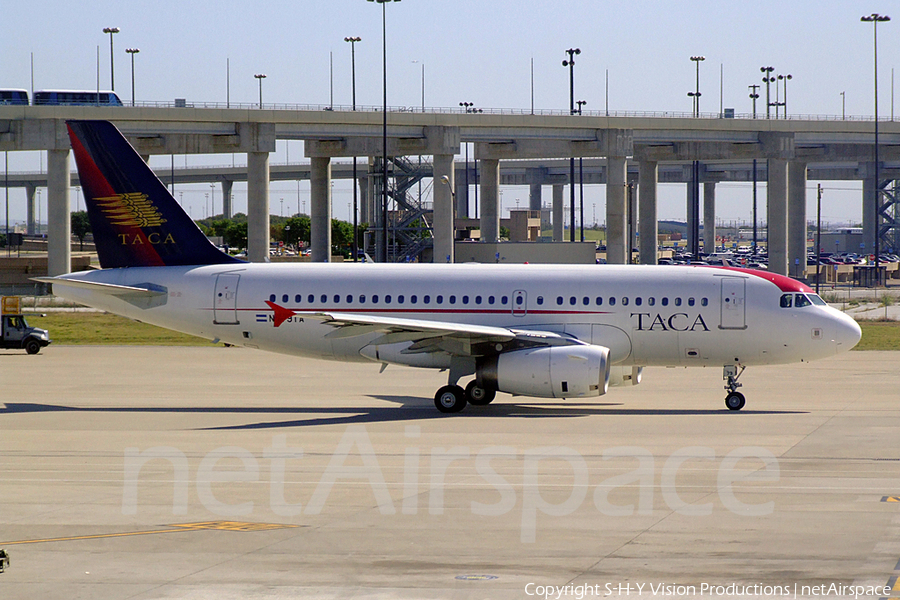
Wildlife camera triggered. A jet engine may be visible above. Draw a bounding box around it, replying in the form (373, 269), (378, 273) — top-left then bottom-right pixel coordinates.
(477, 345), (610, 398)
(608, 366), (643, 387)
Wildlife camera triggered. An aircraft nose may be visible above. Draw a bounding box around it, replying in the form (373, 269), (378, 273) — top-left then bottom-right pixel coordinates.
(832, 312), (862, 353)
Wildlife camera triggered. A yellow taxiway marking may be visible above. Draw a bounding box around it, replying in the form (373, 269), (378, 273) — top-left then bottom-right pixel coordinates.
(883, 496), (900, 503)
(0, 521), (299, 546)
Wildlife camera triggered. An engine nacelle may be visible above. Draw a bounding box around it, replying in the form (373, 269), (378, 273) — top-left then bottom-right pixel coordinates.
(477, 345), (610, 398)
(608, 366), (643, 387)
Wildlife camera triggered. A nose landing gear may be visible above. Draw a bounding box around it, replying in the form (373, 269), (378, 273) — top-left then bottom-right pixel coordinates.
(723, 365), (746, 411)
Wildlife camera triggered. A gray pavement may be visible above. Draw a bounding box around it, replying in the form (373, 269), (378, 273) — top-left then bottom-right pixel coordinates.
(1, 346), (900, 599)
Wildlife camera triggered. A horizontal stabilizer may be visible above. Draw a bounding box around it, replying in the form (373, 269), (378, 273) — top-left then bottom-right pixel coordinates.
(34, 277), (168, 309)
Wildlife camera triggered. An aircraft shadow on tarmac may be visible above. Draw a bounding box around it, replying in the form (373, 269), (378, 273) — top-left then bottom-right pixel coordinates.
(0, 399), (807, 430)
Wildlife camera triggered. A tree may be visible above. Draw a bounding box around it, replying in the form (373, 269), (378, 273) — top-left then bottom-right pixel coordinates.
(71, 211), (91, 250)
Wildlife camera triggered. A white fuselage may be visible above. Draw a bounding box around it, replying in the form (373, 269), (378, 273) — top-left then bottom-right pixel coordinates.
(52, 263), (861, 369)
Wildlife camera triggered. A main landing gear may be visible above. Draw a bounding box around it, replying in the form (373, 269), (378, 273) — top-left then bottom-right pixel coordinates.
(433, 381), (497, 414)
(723, 365), (746, 411)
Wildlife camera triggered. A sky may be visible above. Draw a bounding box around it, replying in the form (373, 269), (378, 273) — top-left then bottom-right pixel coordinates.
(2, 0), (898, 228)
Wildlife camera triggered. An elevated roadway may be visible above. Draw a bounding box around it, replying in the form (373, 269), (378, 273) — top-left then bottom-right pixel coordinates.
(2, 105), (899, 274)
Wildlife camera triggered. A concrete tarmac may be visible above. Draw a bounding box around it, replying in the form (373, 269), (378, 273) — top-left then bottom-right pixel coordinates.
(1, 346), (899, 599)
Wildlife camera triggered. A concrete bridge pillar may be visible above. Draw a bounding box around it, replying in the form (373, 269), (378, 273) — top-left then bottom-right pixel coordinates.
(552, 184), (564, 241)
(861, 162), (877, 260)
(606, 156), (628, 264)
(221, 180), (233, 219)
(788, 161), (808, 279)
(767, 158), (789, 276)
(47, 149), (71, 276)
(432, 154), (454, 263)
(479, 158), (500, 243)
(529, 182), (542, 211)
(703, 181), (716, 253)
(247, 151), (270, 263)
(25, 183), (37, 235)
(638, 160), (658, 265)
(310, 156), (332, 262)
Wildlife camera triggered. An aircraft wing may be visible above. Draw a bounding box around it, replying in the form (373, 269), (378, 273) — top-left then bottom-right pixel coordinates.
(265, 302), (575, 357)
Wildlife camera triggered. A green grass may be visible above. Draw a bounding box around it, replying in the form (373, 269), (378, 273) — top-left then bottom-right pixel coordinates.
(26, 312), (216, 346)
(854, 321), (900, 351)
(24, 310), (900, 351)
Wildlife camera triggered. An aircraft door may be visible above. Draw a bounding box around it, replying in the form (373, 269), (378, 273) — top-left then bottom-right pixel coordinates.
(214, 274), (240, 324)
(512, 290), (527, 317)
(720, 277), (746, 330)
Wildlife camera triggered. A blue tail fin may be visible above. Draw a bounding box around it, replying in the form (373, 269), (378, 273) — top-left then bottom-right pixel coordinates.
(67, 120), (243, 269)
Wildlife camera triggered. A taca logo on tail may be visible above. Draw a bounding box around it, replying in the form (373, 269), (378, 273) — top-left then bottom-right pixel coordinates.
(66, 120), (242, 269)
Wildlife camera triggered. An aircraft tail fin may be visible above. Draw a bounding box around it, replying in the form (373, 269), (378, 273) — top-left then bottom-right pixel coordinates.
(66, 120), (242, 269)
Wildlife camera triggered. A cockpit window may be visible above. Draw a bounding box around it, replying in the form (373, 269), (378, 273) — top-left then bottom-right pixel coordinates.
(794, 293), (812, 308)
(780, 294), (792, 308)
(809, 294), (827, 306)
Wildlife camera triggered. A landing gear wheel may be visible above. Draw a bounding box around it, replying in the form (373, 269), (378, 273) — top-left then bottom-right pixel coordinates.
(725, 392), (746, 411)
(24, 339), (41, 355)
(434, 385), (467, 414)
(465, 380), (496, 406)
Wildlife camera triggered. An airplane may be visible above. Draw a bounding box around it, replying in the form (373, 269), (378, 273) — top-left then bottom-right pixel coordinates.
(40, 120), (862, 414)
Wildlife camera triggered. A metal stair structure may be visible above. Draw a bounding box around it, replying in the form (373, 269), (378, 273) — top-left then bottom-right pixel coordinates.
(367, 155), (435, 262)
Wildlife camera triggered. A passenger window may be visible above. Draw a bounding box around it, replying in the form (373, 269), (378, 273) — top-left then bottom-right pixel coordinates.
(648, 297), (655, 306)
(569, 296), (577, 306)
(346, 294), (353, 304)
(488, 296), (495, 305)
(462, 295), (469, 305)
(320, 294), (327, 303)
(635, 297), (642, 306)
(282, 294), (289, 303)
(411, 295), (417, 304)
(609, 297), (616, 306)
(295, 295), (302, 303)
(307, 294), (314, 303)
(372, 294), (379, 303)
(582, 297), (589, 306)
(423, 295), (430, 304)
(385, 295), (392, 304)
(516, 295), (524, 305)
(449, 295), (456, 304)
(269, 294), (276, 302)
(780, 294), (792, 308)
(596, 297), (603, 306)
(661, 297), (669, 306)
(675, 298), (682, 307)
(475, 296), (482, 304)
(501, 296), (508, 305)
(701, 298), (708, 306)
(537, 296), (544, 305)
(359, 295), (366, 303)
(688, 297), (695, 307)
(622, 297), (629, 306)
(333, 294), (340, 303)
(398, 295), (405, 304)
(436, 295), (443, 304)
(557, 296), (564, 305)
(795, 293), (811, 308)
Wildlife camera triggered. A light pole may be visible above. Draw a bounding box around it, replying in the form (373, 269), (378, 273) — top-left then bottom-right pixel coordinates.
(345, 36), (361, 261)
(563, 48), (580, 242)
(412, 60), (424, 111)
(102, 27), (119, 91)
(688, 56), (705, 116)
(761, 66), (775, 118)
(125, 48), (139, 106)
(254, 74), (266, 108)
(750, 85), (760, 252)
(369, 0), (400, 263)
(577, 99), (587, 242)
(459, 102), (481, 219)
(840, 91), (846, 120)
(862, 12), (891, 284)
(777, 74), (792, 118)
